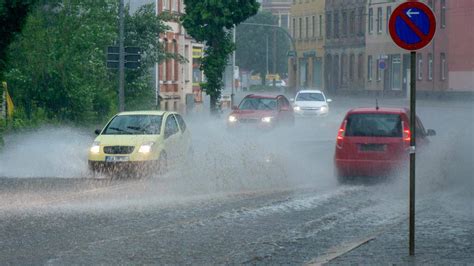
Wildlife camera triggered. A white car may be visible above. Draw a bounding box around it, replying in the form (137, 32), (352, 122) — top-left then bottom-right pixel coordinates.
(292, 90), (332, 117)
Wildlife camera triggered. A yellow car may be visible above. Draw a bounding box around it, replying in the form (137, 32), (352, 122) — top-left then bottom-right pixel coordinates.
(88, 111), (191, 176)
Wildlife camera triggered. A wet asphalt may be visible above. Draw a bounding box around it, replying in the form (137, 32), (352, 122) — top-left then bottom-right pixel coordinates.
(0, 97), (472, 264)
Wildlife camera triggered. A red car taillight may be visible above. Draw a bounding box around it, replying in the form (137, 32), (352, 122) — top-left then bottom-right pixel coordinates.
(402, 121), (411, 143)
(336, 120), (347, 148)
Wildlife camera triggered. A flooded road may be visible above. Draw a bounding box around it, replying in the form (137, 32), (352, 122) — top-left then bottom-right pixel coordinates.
(0, 98), (472, 264)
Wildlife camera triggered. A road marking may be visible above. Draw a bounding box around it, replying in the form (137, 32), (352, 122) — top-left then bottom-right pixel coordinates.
(305, 216), (407, 265)
(306, 235), (376, 266)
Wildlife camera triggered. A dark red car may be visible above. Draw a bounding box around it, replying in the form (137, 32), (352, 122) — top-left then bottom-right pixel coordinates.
(334, 107), (436, 180)
(227, 94), (295, 129)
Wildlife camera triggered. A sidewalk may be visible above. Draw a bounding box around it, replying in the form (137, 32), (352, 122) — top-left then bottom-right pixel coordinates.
(326, 189), (473, 265)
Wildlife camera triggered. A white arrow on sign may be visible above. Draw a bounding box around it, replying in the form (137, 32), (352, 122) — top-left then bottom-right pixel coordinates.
(406, 8), (420, 18)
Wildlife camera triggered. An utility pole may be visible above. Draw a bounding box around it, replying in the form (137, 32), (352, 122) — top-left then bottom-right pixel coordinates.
(231, 26), (236, 107)
(118, 0), (125, 112)
(266, 34), (269, 76)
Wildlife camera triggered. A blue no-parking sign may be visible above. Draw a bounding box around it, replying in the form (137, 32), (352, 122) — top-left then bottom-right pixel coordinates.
(389, 1), (436, 51)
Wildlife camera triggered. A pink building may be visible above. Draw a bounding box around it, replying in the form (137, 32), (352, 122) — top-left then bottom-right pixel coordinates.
(447, 0), (474, 93)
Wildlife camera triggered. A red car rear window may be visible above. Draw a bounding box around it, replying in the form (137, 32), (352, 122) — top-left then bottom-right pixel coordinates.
(345, 113), (402, 137)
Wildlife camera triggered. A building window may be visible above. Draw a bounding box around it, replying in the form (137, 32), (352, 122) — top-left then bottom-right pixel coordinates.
(305, 16), (309, 39)
(358, 53), (363, 80)
(441, 0), (446, 28)
(334, 12), (339, 38)
(171, 0), (176, 11)
(358, 8), (364, 36)
(428, 53), (433, 80)
(342, 11), (347, 37)
(391, 55), (402, 90)
(376, 59), (381, 81)
(377, 7), (383, 34)
(350, 10), (355, 36)
(326, 13), (332, 39)
(417, 53), (423, 80)
(312, 16), (316, 38)
(173, 40), (178, 81)
(319, 15), (323, 37)
(281, 14), (289, 29)
(163, 39), (168, 81)
(349, 54), (355, 81)
(163, 0), (168, 10)
(299, 17), (302, 39)
(292, 18), (296, 38)
(440, 53), (446, 80)
(368, 8), (374, 34)
(428, 0), (434, 10)
(368, 55), (373, 81)
(184, 45), (189, 82)
(386, 6), (392, 35)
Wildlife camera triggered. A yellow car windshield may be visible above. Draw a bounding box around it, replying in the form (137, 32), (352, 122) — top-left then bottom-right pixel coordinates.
(103, 115), (163, 135)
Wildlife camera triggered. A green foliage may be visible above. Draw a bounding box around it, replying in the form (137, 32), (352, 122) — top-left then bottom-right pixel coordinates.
(0, 0), (36, 79)
(236, 11), (290, 83)
(182, 0), (259, 111)
(4, 1), (174, 126)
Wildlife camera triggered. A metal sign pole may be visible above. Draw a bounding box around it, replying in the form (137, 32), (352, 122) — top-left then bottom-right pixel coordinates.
(409, 50), (417, 256)
(118, 0), (125, 112)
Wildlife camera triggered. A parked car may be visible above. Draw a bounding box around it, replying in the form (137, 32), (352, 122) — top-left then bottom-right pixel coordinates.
(334, 107), (435, 181)
(292, 90), (332, 117)
(88, 111), (191, 177)
(227, 94), (294, 130)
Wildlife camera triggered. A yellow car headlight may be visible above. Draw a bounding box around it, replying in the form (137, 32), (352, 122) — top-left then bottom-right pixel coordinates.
(138, 142), (155, 154)
(228, 115), (238, 123)
(90, 141), (100, 154)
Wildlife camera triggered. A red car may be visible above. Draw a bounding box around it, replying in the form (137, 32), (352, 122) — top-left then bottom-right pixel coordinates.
(227, 94), (295, 129)
(334, 107), (436, 180)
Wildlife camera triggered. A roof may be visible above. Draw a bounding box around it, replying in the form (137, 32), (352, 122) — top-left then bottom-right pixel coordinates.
(244, 94), (283, 99)
(347, 107), (409, 114)
(297, 90), (323, 94)
(116, 110), (172, 116)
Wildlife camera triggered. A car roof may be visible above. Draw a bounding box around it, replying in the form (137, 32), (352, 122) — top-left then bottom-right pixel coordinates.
(244, 94), (284, 99)
(297, 90), (323, 94)
(117, 110), (172, 116)
(347, 107), (409, 115)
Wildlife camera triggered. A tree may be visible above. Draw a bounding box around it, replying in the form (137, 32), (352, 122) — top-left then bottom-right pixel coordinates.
(4, 1), (176, 123)
(236, 11), (290, 84)
(182, 0), (259, 112)
(0, 0), (36, 79)
(124, 4), (184, 110)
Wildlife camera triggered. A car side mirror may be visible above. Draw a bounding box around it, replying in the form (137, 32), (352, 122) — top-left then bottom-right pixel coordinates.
(231, 105), (238, 110)
(327, 99), (333, 103)
(290, 98), (295, 102)
(427, 129), (436, 136)
(94, 129), (101, 135)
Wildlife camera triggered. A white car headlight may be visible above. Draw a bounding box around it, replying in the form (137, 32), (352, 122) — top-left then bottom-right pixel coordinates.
(228, 115), (238, 123)
(321, 105), (328, 112)
(261, 116), (274, 123)
(293, 106), (301, 111)
(90, 141), (100, 154)
(138, 142), (155, 154)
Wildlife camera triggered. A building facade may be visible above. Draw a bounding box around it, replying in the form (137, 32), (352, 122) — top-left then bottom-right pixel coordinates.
(290, 0), (326, 90)
(155, 0), (204, 112)
(324, 0), (367, 94)
(447, 0), (474, 93)
(365, 0), (449, 97)
(260, 0), (292, 29)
